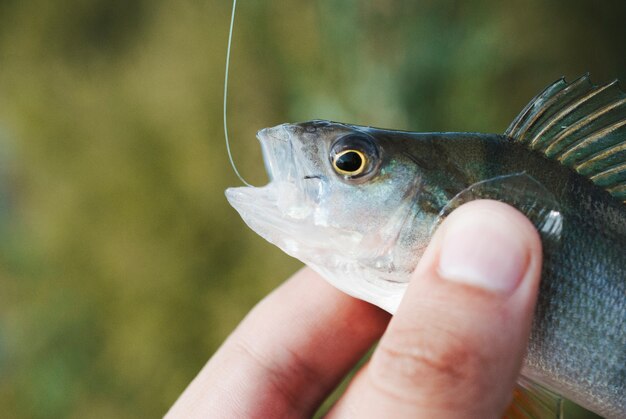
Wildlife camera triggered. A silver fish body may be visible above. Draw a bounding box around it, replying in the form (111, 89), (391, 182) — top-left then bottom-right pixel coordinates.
(226, 76), (626, 417)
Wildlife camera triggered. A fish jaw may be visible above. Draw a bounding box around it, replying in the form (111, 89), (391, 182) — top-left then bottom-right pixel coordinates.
(225, 183), (407, 311)
(225, 182), (340, 256)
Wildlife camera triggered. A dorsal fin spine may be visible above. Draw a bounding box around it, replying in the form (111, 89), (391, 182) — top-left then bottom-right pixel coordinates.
(515, 76), (592, 144)
(506, 75), (626, 204)
(606, 184), (626, 202)
(574, 141), (626, 174)
(506, 78), (566, 139)
(559, 119), (626, 164)
(529, 80), (618, 149)
(590, 162), (626, 184)
(544, 97), (626, 157)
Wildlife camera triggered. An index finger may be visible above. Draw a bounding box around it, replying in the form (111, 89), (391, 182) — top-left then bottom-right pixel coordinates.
(166, 268), (390, 418)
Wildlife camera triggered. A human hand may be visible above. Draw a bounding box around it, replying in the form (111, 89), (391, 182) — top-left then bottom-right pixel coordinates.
(166, 200), (542, 418)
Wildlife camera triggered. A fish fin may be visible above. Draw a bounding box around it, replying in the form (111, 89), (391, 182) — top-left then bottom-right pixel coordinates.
(503, 375), (564, 419)
(434, 173), (563, 246)
(505, 74), (626, 204)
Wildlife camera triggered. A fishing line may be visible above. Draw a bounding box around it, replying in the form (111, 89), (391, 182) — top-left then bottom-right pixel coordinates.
(224, 0), (252, 186)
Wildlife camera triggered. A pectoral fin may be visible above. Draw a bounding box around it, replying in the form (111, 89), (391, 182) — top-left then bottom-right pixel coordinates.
(433, 173), (563, 247)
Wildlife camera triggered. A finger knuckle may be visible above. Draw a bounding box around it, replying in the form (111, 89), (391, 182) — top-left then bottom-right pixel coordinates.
(369, 322), (487, 401)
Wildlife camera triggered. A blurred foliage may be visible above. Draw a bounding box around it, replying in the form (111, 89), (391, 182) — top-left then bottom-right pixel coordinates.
(0, 0), (622, 417)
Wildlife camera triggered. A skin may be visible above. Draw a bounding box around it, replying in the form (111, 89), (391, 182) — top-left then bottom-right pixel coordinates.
(166, 200), (543, 418)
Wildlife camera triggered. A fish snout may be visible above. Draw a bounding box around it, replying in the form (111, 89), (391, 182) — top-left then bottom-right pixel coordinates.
(257, 124), (297, 182)
(256, 124), (293, 143)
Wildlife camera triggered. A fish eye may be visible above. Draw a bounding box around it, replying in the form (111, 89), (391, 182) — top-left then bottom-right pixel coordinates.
(330, 133), (381, 182)
(333, 149), (366, 175)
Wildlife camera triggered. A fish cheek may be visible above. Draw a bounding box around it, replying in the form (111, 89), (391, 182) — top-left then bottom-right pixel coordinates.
(320, 182), (379, 233)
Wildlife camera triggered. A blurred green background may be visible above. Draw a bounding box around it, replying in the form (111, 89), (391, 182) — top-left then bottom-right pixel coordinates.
(0, 0), (623, 417)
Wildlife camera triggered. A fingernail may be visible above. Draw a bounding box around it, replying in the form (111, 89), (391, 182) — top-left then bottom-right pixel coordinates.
(437, 209), (530, 294)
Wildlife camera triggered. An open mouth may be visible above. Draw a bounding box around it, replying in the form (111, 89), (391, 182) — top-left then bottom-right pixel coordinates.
(226, 124), (298, 207)
(225, 124), (310, 246)
(257, 124), (297, 183)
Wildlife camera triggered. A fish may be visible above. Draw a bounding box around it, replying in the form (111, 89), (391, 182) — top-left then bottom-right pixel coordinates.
(225, 74), (626, 418)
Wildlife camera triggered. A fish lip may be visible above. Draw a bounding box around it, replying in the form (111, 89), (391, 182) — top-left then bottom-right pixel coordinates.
(224, 185), (269, 216)
(225, 182), (315, 250)
(256, 124), (296, 183)
(225, 185), (281, 243)
(225, 184), (279, 225)
(227, 123), (308, 232)
(256, 125), (290, 143)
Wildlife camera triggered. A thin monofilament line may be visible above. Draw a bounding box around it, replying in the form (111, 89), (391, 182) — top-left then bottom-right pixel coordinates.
(224, 0), (252, 187)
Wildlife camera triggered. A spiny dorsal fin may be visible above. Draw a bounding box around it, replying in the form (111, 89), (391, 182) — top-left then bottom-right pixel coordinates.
(505, 74), (626, 204)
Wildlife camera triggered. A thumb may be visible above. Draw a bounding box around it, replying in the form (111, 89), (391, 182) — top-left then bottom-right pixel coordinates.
(329, 200), (543, 419)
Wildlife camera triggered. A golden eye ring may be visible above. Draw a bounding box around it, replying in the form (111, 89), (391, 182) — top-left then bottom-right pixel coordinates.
(333, 149), (367, 176)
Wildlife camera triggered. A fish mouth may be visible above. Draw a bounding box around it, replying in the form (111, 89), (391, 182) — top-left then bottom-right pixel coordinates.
(226, 182), (405, 313)
(257, 124), (297, 183)
(225, 182), (304, 246)
(225, 124), (316, 254)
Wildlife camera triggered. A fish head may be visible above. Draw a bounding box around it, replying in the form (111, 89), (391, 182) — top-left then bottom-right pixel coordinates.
(226, 120), (428, 311)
